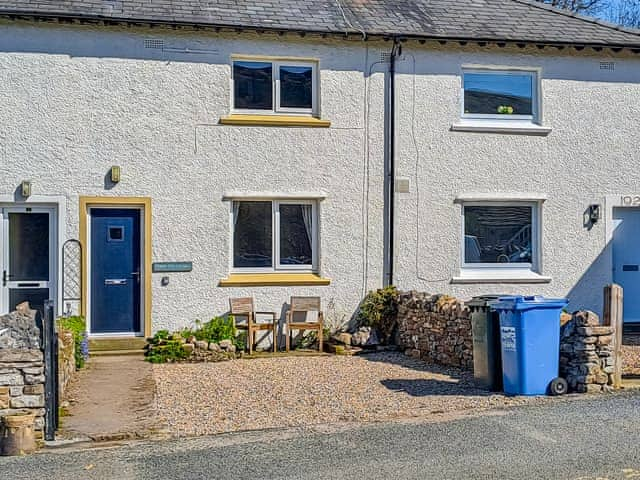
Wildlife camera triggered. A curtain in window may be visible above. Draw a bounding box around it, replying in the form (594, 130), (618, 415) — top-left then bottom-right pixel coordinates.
(301, 204), (313, 245)
(233, 201), (240, 226)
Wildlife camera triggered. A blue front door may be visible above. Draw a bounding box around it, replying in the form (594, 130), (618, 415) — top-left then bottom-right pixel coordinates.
(91, 209), (141, 334)
(613, 207), (640, 324)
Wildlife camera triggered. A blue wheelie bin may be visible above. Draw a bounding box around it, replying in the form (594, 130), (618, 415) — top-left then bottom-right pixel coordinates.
(490, 296), (568, 396)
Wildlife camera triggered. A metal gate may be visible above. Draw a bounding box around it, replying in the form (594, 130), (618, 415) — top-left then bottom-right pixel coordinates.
(42, 300), (58, 441)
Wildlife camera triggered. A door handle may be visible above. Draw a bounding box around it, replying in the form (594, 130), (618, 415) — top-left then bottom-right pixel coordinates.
(105, 279), (127, 285)
(132, 271), (140, 284)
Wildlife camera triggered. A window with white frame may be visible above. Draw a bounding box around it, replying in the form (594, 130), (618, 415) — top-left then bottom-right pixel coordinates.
(232, 59), (317, 115)
(462, 69), (539, 122)
(462, 203), (539, 271)
(232, 200), (317, 271)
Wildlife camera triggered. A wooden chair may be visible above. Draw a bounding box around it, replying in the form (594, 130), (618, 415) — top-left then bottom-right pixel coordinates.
(229, 297), (277, 355)
(285, 296), (324, 352)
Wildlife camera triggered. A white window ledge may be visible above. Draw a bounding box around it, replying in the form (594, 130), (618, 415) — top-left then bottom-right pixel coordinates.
(451, 120), (552, 136)
(222, 192), (327, 201)
(452, 271), (552, 284)
(455, 193), (547, 203)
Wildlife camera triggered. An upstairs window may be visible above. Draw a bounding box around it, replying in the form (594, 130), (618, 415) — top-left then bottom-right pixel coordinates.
(462, 69), (538, 122)
(232, 59), (317, 115)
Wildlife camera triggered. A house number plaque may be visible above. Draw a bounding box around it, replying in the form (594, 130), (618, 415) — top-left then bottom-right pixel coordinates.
(620, 196), (640, 207)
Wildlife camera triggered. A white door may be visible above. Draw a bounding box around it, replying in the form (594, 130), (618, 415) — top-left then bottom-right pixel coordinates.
(613, 207), (640, 324)
(0, 207), (56, 316)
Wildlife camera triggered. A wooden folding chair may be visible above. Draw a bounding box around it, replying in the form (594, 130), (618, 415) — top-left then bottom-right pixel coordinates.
(285, 296), (324, 352)
(229, 297), (277, 355)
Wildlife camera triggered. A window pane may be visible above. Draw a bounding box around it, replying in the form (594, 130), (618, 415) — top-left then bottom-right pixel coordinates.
(279, 204), (312, 266)
(464, 72), (533, 116)
(464, 206), (532, 264)
(9, 213), (50, 281)
(234, 202), (272, 268)
(280, 65), (313, 109)
(233, 61), (273, 110)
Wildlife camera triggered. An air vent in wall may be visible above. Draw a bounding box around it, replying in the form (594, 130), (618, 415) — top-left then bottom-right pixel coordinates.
(144, 39), (164, 50)
(600, 61), (615, 71)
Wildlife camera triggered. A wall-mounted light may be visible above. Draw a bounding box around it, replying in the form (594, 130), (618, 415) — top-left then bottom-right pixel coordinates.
(110, 165), (121, 183)
(21, 180), (32, 198)
(584, 204), (601, 228)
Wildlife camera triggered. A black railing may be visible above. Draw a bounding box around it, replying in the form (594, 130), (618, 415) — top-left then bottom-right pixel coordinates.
(43, 300), (58, 441)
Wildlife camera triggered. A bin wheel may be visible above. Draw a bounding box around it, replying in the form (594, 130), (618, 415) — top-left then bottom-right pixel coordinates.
(550, 377), (568, 396)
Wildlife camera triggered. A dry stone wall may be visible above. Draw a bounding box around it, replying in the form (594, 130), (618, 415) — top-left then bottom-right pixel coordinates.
(560, 311), (615, 393)
(0, 304), (45, 435)
(396, 291), (473, 369)
(57, 329), (75, 400)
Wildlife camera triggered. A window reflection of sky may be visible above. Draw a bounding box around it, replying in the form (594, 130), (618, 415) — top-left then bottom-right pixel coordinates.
(234, 61), (271, 70)
(280, 65), (312, 74)
(464, 73), (532, 98)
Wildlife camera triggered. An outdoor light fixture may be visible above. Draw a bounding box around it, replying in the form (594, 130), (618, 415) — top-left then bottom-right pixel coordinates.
(110, 165), (121, 183)
(21, 180), (32, 198)
(584, 204), (601, 227)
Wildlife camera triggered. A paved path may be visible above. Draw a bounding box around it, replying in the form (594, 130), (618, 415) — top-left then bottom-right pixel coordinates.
(61, 355), (159, 441)
(2, 390), (640, 479)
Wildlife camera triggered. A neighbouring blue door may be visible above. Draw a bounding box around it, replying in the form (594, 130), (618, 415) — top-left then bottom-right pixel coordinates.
(91, 209), (141, 334)
(613, 207), (640, 324)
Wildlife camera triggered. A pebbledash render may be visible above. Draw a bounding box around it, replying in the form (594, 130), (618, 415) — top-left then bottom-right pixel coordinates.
(0, 0), (639, 341)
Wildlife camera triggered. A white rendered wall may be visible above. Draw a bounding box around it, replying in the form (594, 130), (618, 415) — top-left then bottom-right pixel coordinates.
(0, 21), (387, 332)
(1, 19), (638, 328)
(393, 43), (640, 315)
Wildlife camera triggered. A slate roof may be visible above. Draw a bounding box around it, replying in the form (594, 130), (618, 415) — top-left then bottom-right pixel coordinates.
(0, 0), (639, 48)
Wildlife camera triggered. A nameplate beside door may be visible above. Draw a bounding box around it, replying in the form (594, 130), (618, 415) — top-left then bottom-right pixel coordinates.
(152, 262), (193, 273)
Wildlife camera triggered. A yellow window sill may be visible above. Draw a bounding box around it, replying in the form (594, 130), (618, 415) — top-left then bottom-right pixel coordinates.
(218, 273), (331, 287)
(219, 115), (331, 128)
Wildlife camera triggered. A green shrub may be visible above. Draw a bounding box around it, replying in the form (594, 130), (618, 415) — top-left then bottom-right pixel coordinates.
(182, 316), (237, 344)
(144, 330), (190, 363)
(234, 331), (247, 352)
(357, 286), (399, 344)
(57, 316), (88, 369)
(145, 317), (245, 363)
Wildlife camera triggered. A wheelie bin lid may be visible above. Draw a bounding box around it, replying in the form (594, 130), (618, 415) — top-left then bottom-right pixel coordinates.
(489, 295), (568, 311)
(466, 295), (511, 308)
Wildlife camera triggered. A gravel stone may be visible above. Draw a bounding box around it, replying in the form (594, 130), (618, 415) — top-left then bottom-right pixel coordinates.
(622, 335), (640, 376)
(153, 352), (549, 437)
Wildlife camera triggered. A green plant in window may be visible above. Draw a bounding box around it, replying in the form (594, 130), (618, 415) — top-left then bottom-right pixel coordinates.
(497, 105), (514, 114)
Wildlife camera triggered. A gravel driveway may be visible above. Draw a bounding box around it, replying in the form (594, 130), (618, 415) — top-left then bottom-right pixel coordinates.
(622, 335), (640, 376)
(153, 352), (550, 437)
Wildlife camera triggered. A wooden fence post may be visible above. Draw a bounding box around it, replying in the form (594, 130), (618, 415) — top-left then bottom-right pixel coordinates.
(603, 284), (623, 389)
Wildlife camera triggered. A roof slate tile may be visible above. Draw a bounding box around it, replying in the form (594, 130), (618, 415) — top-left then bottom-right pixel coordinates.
(0, 0), (638, 47)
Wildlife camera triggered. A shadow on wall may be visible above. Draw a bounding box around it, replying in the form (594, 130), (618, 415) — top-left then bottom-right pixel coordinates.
(565, 240), (612, 318)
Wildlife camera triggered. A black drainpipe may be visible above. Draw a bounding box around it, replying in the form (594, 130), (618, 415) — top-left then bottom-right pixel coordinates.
(384, 39), (401, 287)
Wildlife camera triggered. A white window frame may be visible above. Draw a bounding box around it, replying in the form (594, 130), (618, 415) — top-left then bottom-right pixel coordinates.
(460, 201), (540, 276)
(461, 67), (540, 123)
(230, 199), (318, 273)
(231, 58), (318, 116)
